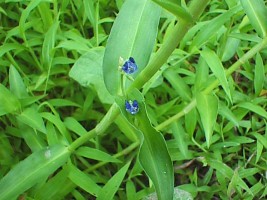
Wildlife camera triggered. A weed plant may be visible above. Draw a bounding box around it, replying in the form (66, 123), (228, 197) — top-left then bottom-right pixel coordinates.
(0, 0), (266, 199)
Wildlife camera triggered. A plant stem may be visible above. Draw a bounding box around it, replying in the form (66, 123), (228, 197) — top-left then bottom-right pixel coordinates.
(128, 0), (210, 91)
(85, 142), (140, 172)
(156, 37), (267, 130)
(69, 104), (120, 151)
(69, 0), (211, 151)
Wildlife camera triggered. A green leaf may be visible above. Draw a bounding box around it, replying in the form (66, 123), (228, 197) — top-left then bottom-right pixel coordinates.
(0, 144), (70, 200)
(103, 0), (161, 95)
(17, 107), (47, 134)
(190, 5), (241, 49)
(201, 48), (232, 102)
(19, 0), (44, 40)
(218, 102), (239, 127)
(206, 158), (252, 196)
(116, 89), (174, 200)
(164, 68), (192, 101)
(42, 20), (60, 69)
(254, 53), (265, 96)
(34, 167), (69, 200)
(0, 84), (21, 116)
(241, 0), (267, 38)
(68, 163), (101, 197)
(151, 0), (193, 23)
(9, 65), (28, 99)
(238, 102), (267, 119)
(196, 92), (218, 148)
(75, 147), (121, 163)
(96, 162), (131, 200)
(171, 121), (190, 159)
(69, 47), (113, 104)
(64, 117), (88, 136)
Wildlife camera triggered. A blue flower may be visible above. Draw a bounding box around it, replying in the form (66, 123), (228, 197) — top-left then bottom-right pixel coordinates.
(125, 100), (139, 115)
(121, 57), (138, 74)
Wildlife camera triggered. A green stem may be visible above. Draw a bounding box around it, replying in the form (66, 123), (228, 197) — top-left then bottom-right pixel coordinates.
(85, 142), (140, 172)
(69, 104), (120, 151)
(69, 0), (210, 151)
(156, 37), (267, 130)
(204, 37), (267, 95)
(128, 0), (210, 91)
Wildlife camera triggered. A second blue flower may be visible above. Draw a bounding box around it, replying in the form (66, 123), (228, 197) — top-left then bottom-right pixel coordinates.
(125, 100), (139, 115)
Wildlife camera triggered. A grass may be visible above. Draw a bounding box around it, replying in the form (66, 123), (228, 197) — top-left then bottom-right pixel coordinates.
(0, 0), (266, 199)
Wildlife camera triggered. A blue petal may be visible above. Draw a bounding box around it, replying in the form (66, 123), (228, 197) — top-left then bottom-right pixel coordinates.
(125, 100), (139, 115)
(122, 57), (138, 74)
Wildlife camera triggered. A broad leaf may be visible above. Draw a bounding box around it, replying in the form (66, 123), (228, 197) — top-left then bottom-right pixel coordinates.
(69, 47), (113, 104)
(116, 89), (174, 200)
(103, 0), (161, 95)
(0, 144), (70, 200)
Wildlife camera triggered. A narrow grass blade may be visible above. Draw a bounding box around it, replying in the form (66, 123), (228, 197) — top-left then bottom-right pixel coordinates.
(238, 102), (267, 119)
(206, 158), (252, 196)
(9, 65), (28, 99)
(42, 20), (60, 69)
(64, 117), (88, 136)
(0, 84), (21, 116)
(116, 89), (174, 200)
(96, 162), (131, 200)
(19, 0), (43, 40)
(151, 0), (193, 23)
(75, 147), (121, 163)
(201, 48), (232, 102)
(254, 53), (265, 96)
(0, 145), (70, 200)
(196, 92), (218, 148)
(68, 163), (101, 197)
(103, 0), (161, 95)
(241, 0), (267, 38)
(17, 107), (47, 134)
(164, 68), (192, 101)
(34, 167), (69, 200)
(190, 5), (241, 49)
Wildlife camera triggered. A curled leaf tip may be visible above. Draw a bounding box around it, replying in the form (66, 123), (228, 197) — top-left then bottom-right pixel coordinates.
(125, 100), (139, 114)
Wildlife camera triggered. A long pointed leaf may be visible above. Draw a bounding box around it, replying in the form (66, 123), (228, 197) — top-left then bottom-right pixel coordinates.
(0, 145), (70, 200)
(103, 0), (161, 95)
(116, 89), (174, 200)
(196, 92), (218, 148)
(96, 162), (131, 200)
(151, 0), (193, 23)
(241, 0), (267, 38)
(201, 48), (232, 102)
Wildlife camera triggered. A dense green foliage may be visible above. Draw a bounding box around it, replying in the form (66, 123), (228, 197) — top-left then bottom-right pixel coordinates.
(0, 0), (266, 199)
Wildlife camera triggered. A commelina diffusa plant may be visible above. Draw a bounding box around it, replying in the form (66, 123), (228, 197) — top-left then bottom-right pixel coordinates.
(0, 0), (267, 199)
